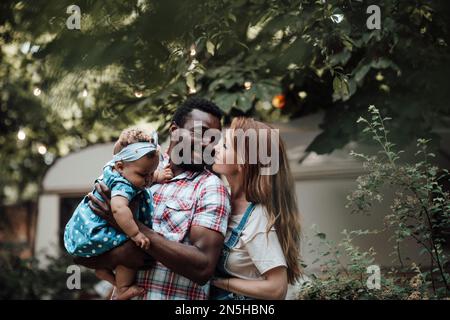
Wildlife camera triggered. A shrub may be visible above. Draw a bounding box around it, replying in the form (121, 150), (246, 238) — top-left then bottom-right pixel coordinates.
(0, 249), (98, 299)
(298, 105), (450, 299)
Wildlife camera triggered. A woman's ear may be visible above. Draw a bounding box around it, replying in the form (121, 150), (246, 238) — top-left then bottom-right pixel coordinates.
(169, 122), (179, 134)
(114, 161), (124, 173)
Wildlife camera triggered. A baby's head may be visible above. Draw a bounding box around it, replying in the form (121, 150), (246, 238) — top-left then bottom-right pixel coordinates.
(113, 128), (160, 189)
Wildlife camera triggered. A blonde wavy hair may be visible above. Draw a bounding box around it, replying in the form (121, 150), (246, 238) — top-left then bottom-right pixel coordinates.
(230, 117), (302, 284)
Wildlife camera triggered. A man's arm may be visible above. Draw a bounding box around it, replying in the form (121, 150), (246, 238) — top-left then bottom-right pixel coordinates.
(88, 181), (225, 285)
(73, 240), (155, 270)
(138, 222), (224, 285)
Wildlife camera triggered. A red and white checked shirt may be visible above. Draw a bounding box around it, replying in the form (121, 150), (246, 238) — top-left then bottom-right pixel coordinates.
(136, 153), (231, 300)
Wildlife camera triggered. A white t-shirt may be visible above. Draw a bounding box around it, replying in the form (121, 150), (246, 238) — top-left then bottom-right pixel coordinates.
(224, 204), (287, 280)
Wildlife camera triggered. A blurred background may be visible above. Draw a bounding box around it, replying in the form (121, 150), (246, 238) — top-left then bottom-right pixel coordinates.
(1, 0), (450, 299)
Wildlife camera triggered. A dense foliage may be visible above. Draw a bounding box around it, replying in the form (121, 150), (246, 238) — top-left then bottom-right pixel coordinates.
(1, 0), (449, 202)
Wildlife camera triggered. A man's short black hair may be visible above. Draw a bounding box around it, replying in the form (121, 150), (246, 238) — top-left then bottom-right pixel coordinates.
(172, 97), (223, 127)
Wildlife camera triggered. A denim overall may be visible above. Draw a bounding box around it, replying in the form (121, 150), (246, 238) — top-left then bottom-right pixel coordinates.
(210, 203), (256, 300)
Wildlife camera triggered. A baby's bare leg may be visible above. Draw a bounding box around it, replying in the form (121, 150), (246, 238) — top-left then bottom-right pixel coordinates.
(95, 269), (116, 286)
(115, 265), (144, 300)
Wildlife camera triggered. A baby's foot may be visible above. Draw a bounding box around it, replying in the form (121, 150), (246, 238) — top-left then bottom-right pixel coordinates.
(115, 285), (145, 300)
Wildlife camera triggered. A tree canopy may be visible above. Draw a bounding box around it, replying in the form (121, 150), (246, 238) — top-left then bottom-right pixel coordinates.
(1, 0), (450, 202)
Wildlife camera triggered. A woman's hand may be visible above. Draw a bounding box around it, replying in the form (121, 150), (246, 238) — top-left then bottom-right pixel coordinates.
(212, 277), (230, 291)
(211, 267), (288, 300)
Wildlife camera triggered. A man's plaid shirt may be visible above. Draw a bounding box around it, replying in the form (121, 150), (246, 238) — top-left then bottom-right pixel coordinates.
(136, 153), (231, 299)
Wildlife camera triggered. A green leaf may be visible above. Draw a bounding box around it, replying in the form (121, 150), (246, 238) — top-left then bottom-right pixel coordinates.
(206, 40), (215, 56)
(213, 92), (237, 113)
(186, 73), (195, 90)
(329, 50), (351, 67)
(228, 12), (237, 22)
(333, 76), (342, 93)
(354, 63), (371, 83)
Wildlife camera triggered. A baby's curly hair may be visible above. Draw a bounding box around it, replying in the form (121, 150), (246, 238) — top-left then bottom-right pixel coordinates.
(113, 127), (157, 155)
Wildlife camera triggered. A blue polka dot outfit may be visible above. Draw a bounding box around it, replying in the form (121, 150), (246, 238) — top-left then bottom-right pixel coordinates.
(64, 160), (153, 258)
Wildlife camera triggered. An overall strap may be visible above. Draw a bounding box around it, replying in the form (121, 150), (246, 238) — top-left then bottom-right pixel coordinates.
(224, 203), (256, 249)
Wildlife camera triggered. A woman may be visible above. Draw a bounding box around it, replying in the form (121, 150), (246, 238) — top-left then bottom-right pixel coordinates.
(210, 117), (301, 300)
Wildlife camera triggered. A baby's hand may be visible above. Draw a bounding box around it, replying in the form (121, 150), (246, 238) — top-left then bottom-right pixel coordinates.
(131, 232), (150, 250)
(155, 164), (173, 183)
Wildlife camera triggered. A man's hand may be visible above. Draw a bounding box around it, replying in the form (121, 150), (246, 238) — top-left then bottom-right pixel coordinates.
(87, 181), (139, 233)
(87, 181), (112, 219)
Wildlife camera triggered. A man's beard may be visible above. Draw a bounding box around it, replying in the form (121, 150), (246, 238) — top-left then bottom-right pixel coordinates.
(177, 147), (208, 172)
(178, 162), (205, 172)
(171, 147), (215, 172)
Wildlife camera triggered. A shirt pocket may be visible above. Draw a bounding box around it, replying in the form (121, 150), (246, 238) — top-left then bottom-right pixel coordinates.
(159, 198), (194, 242)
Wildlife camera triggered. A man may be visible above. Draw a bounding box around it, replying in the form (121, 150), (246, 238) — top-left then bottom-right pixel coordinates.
(75, 97), (231, 299)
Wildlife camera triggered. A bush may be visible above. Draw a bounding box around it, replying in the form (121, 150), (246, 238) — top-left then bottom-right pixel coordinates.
(298, 105), (450, 300)
(0, 249), (98, 299)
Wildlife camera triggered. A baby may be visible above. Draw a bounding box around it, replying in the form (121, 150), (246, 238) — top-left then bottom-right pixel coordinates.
(64, 128), (171, 300)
